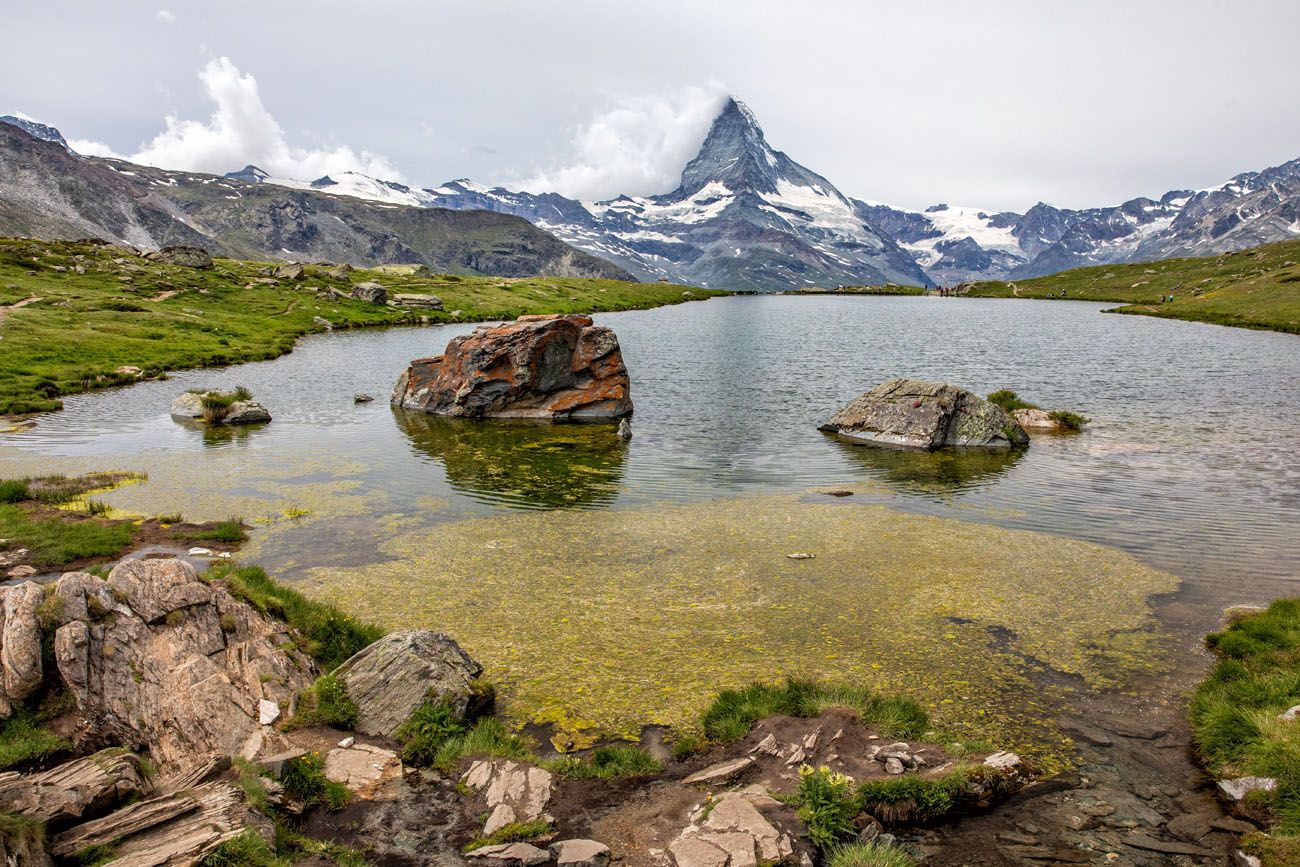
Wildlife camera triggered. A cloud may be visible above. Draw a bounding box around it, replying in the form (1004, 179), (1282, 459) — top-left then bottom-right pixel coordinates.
(509, 86), (727, 200)
(67, 137), (124, 158)
(108, 57), (403, 181)
(155, 9), (175, 23)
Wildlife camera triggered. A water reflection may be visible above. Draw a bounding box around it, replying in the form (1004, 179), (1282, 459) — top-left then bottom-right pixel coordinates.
(394, 410), (628, 509)
(830, 437), (1025, 495)
(169, 416), (266, 448)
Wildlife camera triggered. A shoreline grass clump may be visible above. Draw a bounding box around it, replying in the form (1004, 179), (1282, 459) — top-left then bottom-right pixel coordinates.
(700, 679), (929, 745)
(1191, 598), (1300, 862)
(198, 387), (253, 423)
(280, 752), (350, 811)
(986, 390), (1038, 414)
(826, 842), (917, 867)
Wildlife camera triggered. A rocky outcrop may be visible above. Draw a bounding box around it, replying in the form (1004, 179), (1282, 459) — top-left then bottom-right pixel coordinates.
(462, 759), (555, 837)
(820, 378), (1028, 449)
(273, 262), (304, 280)
(323, 743), (403, 800)
(391, 292), (443, 309)
(391, 314), (633, 421)
(351, 280), (387, 304)
(0, 749), (149, 823)
(0, 560), (319, 768)
(143, 246), (213, 269)
(667, 787), (809, 867)
(334, 629), (486, 738)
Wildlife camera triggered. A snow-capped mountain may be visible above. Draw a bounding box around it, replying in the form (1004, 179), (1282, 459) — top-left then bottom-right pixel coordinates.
(0, 115), (70, 151)
(333, 98), (933, 291)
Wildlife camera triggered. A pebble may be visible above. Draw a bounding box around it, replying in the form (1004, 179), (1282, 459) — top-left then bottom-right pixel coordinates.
(187, 547), (214, 557)
(338, 736), (355, 748)
(786, 553), (815, 560)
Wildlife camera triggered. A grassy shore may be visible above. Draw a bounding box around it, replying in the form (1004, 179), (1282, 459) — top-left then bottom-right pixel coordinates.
(962, 238), (1300, 334)
(0, 238), (722, 415)
(1192, 600), (1300, 864)
(792, 283), (926, 296)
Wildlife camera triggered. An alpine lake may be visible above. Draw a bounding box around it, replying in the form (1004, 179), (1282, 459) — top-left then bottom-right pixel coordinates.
(3, 295), (1298, 762)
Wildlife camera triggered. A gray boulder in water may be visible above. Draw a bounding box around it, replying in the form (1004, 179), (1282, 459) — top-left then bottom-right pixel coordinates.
(820, 378), (1028, 450)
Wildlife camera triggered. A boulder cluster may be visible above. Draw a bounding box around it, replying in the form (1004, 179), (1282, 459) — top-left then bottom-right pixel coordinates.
(820, 378), (1028, 449)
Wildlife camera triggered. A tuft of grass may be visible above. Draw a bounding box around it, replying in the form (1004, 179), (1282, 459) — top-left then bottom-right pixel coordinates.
(83, 498), (111, 516)
(0, 812), (44, 855)
(1047, 410), (1089, 431)
(72, 844), (119, 866)
(396, 698), (468, 767)
(289, 674), (358, 731)
(156, 512), (183, 525)
(188, 518), (248, 543)
(280, 752), (350, 811)
(464, 819), (554, 852)
(0, 707), (72, 770)
(700, 679), (929, 745)
(204, 563), (384, 671)
(200, 830), (285, 867)
(826, 842), (918, 867)
(0, 480), (29, 503)
(542, 744), (663, 780)
(986, 390), (1038, 413)
(672, 734), (706, 762)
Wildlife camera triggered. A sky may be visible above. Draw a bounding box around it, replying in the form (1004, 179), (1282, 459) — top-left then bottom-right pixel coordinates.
(4, 0), (1299, 212)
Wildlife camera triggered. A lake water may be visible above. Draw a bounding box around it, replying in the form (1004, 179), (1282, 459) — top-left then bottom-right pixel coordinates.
(4, 295), (1297, 597)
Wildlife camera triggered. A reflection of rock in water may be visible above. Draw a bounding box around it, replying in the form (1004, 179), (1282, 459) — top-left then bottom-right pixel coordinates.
(393, 410), (628, 509)
(169, 415), (259, 448)
(833, 439), (1024, 493)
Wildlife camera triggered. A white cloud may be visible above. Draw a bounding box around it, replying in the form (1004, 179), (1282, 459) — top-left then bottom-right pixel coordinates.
(510, 86), (726, 200)
(113, 57), (403, 181)
(67, 137), (124, 158)
(155, 9), (175, 23)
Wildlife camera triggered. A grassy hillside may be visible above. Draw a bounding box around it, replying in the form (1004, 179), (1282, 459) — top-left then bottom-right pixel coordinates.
(963, 238), (1300, 334)
(0, 238), (721, 415)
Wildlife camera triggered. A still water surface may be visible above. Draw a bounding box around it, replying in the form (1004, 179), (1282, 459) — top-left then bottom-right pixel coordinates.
(3, 295), (1298, 598)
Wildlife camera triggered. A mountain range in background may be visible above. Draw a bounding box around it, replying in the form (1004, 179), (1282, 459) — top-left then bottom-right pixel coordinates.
(3, 101), (1299, 290)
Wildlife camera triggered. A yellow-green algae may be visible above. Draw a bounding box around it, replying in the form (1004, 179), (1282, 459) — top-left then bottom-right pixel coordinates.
(298, 494), (1179, 761)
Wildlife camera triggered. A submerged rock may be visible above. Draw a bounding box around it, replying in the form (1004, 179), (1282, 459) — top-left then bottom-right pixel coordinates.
(820, 378), (1028, 449)
(391, 313), (633, 421)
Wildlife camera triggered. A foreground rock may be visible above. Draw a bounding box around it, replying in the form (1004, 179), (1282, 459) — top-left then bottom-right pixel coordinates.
(334, 629), (487, 738)
(0, 560), (317, 767)
(144, 245), (213, 269)
(391, 314), (633, 421)
(668, 787), (809, 867)
(820, 378), (1028, 449)
(0, 749), (149, 822)
(463, 759), (555, 837)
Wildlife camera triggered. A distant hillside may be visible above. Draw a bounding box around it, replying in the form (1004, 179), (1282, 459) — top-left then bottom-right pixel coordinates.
(0, 123), (632, 281)
(964, 237), (1300, 334)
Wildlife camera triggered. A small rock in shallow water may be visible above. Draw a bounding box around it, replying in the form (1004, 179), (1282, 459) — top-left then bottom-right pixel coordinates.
(617, 418), (632, 441)
(354, 393), (375, 404)
(187, 548), (214, 557)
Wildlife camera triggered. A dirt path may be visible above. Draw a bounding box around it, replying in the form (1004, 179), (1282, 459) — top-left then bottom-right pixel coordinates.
(0, 294), (40, 327)
(147, 289), (181, 302)
(273, 298), (302, 316)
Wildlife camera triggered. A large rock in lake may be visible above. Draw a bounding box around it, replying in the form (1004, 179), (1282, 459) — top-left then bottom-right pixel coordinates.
(820, 378), (1029, 449)
(391, 313), (632, 420)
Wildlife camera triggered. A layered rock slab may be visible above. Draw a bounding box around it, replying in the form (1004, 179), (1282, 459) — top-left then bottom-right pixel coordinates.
(391, 314), (632, 420)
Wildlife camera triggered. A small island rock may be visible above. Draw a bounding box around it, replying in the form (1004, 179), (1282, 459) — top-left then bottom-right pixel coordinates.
(820, 378), (1028, 449)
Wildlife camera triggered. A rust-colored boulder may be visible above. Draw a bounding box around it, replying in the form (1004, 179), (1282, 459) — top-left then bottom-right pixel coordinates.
(391, 314), (632, 421)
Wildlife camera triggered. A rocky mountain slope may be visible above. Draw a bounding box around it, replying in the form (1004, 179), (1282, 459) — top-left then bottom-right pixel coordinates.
(0, 122), (632, 280)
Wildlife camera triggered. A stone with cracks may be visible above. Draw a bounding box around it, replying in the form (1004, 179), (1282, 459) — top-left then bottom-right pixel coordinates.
(334, 629), (485, 738)
(324, 744), (403, 800)
(820, 378), (1028, 449)
(0, 749), (149, 823)
(144, 245), (213, 269)
(683, 757), (754, 786)
(351, 281), (388, 304)
(1218, 776), (1278, 801)
(391, 314), (632, 421)
(1, 582), (45, 710)
(462, 759), (555, 836)
(551, 839), (611, 867)
(668, 788), (807, 867)
(467, 843), (551, 866)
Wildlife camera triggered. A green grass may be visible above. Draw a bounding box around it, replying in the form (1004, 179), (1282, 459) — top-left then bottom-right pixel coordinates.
(200, 830), (284, 867)
(794, 765), (860, 850)
(826, 842), (917, 867)
(700, 678), (929, 745)
(1191, 598), (1300, 860)
(0, 503), (134, 568)
(0, 237), (724, 415)
(986, 390), (1038, 413)
(1047, 409), (1089, 431)
(0, 812), (44, 856)
(198, 387), (253, 423)
(280, 752), (351, 811)
(540, 744), (663, 780)
(464, 819), (555, 852)
(187, 518), (248, 543)
(0, 480), (29, 503)
(288, 674), (358, 730)
(963, 237), (1300, 334)
(72, 844), (119, 866)
(204, 563), (384, 671)
(396, 698), (473, 766)
(0, 707), (70, 770)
